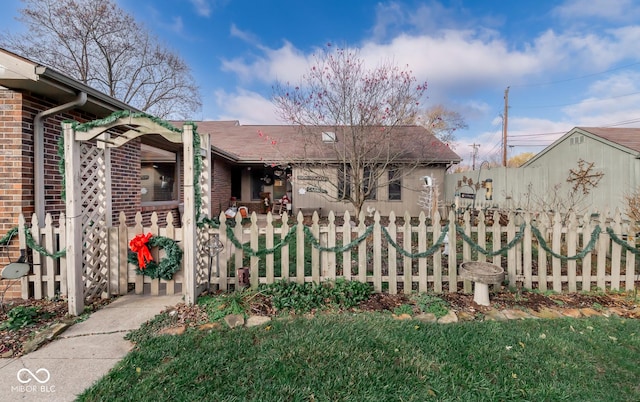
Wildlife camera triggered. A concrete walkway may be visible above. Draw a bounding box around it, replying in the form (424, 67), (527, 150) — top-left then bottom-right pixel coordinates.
(0, 294), (183, 401)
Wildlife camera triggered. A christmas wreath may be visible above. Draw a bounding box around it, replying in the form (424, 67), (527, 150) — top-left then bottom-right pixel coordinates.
(128, 233), (183, 280)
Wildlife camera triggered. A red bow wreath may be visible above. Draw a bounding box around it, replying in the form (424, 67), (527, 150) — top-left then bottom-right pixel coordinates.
(129, 233), (154, 269)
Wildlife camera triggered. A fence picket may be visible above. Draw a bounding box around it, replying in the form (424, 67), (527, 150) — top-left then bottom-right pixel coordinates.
(281, 213), (290, 281)
(387, 212), (397, 294)
(403, 211), (412, 294)
(610, 210), (622, 290)
(567, 213), (577, 292)
(373, 212), (382, 292)
(523, 213), (532, 289)
(133, 212), (144, 294)
(296, 213), (305, 284)
(30, 214), (43, 299)
(266, 213), (275, 284)
(462, 213), (472, 293)
(596, 213), (608, 291)
(432, 212), (442, 293)
(165, 212), (176, 295)
(417, 212), (427, 293)
(552, 212), (563, 292)
(150, 212), (160, 296)
(326, 212), (337, 281)
(342, 211), (352, 282)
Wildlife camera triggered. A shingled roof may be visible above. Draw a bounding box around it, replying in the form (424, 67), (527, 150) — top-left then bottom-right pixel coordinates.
(180, 122), (461, 165)
(578, 127), (640, 153)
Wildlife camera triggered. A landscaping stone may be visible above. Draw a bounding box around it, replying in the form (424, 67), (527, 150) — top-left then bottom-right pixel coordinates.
(246, 315), (272, 327)
(579, 308), (601, 317)
(456, 311), (476, 321)
(392, 313), (412, 320)
(159, 325), (186, 336)
(604, 307), (628, 317)
(502, 309), (534, 320)
(415, 313), (437, 323)
(22, 322), (71, 354)
(437, 310), (458, 324)
(530, 307), (564, 319)
(224, 314), (245, 329)
(483, 309), (507, 321)
(198, 322), (221, 331)
(561, 309), (582, 318)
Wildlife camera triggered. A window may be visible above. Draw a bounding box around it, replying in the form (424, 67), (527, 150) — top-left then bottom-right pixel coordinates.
(338, 165), (351, 200)
(388, 169), (402, 200)
(231, 167), (242, 200)
(141, 162), (177, 202)
(140, 145), (177, 203)
(322, 131), (336, 143)
(250, 168), (266, 200)
(364, 167), (377, 200)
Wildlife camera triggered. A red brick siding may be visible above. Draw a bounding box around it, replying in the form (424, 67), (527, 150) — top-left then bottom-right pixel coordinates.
(211, 158), (232, 216)
(0, 88), (175, 299)
(111, 140), (141, 225)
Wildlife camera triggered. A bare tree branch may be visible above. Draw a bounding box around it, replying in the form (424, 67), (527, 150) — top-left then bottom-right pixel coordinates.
(273, 46), (452, 218)
(1, 0), (201, 119)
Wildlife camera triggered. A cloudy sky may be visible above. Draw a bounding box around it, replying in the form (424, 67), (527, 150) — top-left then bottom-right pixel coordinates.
(3, 0), (640, 165)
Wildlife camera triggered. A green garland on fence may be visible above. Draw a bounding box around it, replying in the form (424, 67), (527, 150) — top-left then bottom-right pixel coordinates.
(455, 223), (527, 257)
(224, 224), (300, 257)
(530, 225), (602, 260)
(24, 228), (66, 259)
(380, 225), (450, 258)
(606, 227), (640, 255)
(127, 235), (183, 280)
(302, 224), (375, 253)
(0, 227), (18, 245)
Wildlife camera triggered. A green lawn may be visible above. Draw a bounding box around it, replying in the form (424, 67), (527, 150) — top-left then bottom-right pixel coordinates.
(79, 313), (640, 401)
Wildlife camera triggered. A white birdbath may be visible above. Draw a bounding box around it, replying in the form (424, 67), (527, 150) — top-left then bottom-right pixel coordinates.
(459, 262), (505, 306)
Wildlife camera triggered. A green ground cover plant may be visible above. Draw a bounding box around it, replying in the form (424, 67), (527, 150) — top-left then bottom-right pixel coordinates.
(79, 313), (640, 401)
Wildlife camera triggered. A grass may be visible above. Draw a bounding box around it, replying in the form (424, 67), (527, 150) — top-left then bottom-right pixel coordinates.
(79, 313), (640, 401)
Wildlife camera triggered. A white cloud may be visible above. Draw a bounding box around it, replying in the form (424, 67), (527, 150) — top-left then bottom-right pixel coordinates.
(230, 24), (259, 43)
(553, 0), (640, 23)
(220, 41), (312, 84)
(189, 0), (211, 17)
(562, 72), (640, 126)
(213, 89), (281, 124)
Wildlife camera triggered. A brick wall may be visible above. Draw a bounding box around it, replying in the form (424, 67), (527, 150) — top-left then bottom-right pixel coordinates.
(0, 89), (25, 299)
(111, 140), (141, 225)
(211, 158), (232, 216)
(0, 88), (149, 299)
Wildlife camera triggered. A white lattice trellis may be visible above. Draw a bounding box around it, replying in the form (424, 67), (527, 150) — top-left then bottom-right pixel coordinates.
(63, 116), (201, 315)
(79, 142), (111, 299)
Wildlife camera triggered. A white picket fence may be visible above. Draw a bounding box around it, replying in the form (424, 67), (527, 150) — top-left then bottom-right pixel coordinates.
(12, 208), (640, 300)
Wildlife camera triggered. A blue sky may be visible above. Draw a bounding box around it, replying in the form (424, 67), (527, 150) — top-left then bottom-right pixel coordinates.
(3, 0), (640, 165)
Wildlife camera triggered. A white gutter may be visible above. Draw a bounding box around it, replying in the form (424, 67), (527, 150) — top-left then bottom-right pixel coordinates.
(34, 91), (87, 221)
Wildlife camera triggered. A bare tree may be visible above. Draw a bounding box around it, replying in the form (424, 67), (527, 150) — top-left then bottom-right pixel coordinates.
(273, 46), (455, 219)
(415, 104), (467, 146)
(1, 0), (201, 119)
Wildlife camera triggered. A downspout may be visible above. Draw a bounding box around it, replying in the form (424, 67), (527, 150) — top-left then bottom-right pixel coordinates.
(34, 91), (87, 221)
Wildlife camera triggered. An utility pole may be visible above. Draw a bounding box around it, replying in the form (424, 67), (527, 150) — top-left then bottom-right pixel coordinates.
(502, 86), (509, 167)
(469, 143), (480, 170)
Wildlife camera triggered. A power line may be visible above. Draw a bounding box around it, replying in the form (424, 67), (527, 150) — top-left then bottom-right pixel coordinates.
(514, 90), (640, 109)
(511, 62), (640, 88)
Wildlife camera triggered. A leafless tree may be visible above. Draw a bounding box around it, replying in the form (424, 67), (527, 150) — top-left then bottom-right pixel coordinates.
(1, 0), (201, 119)
(415, 104), (467, 146)
(273, 46), (454, 219)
